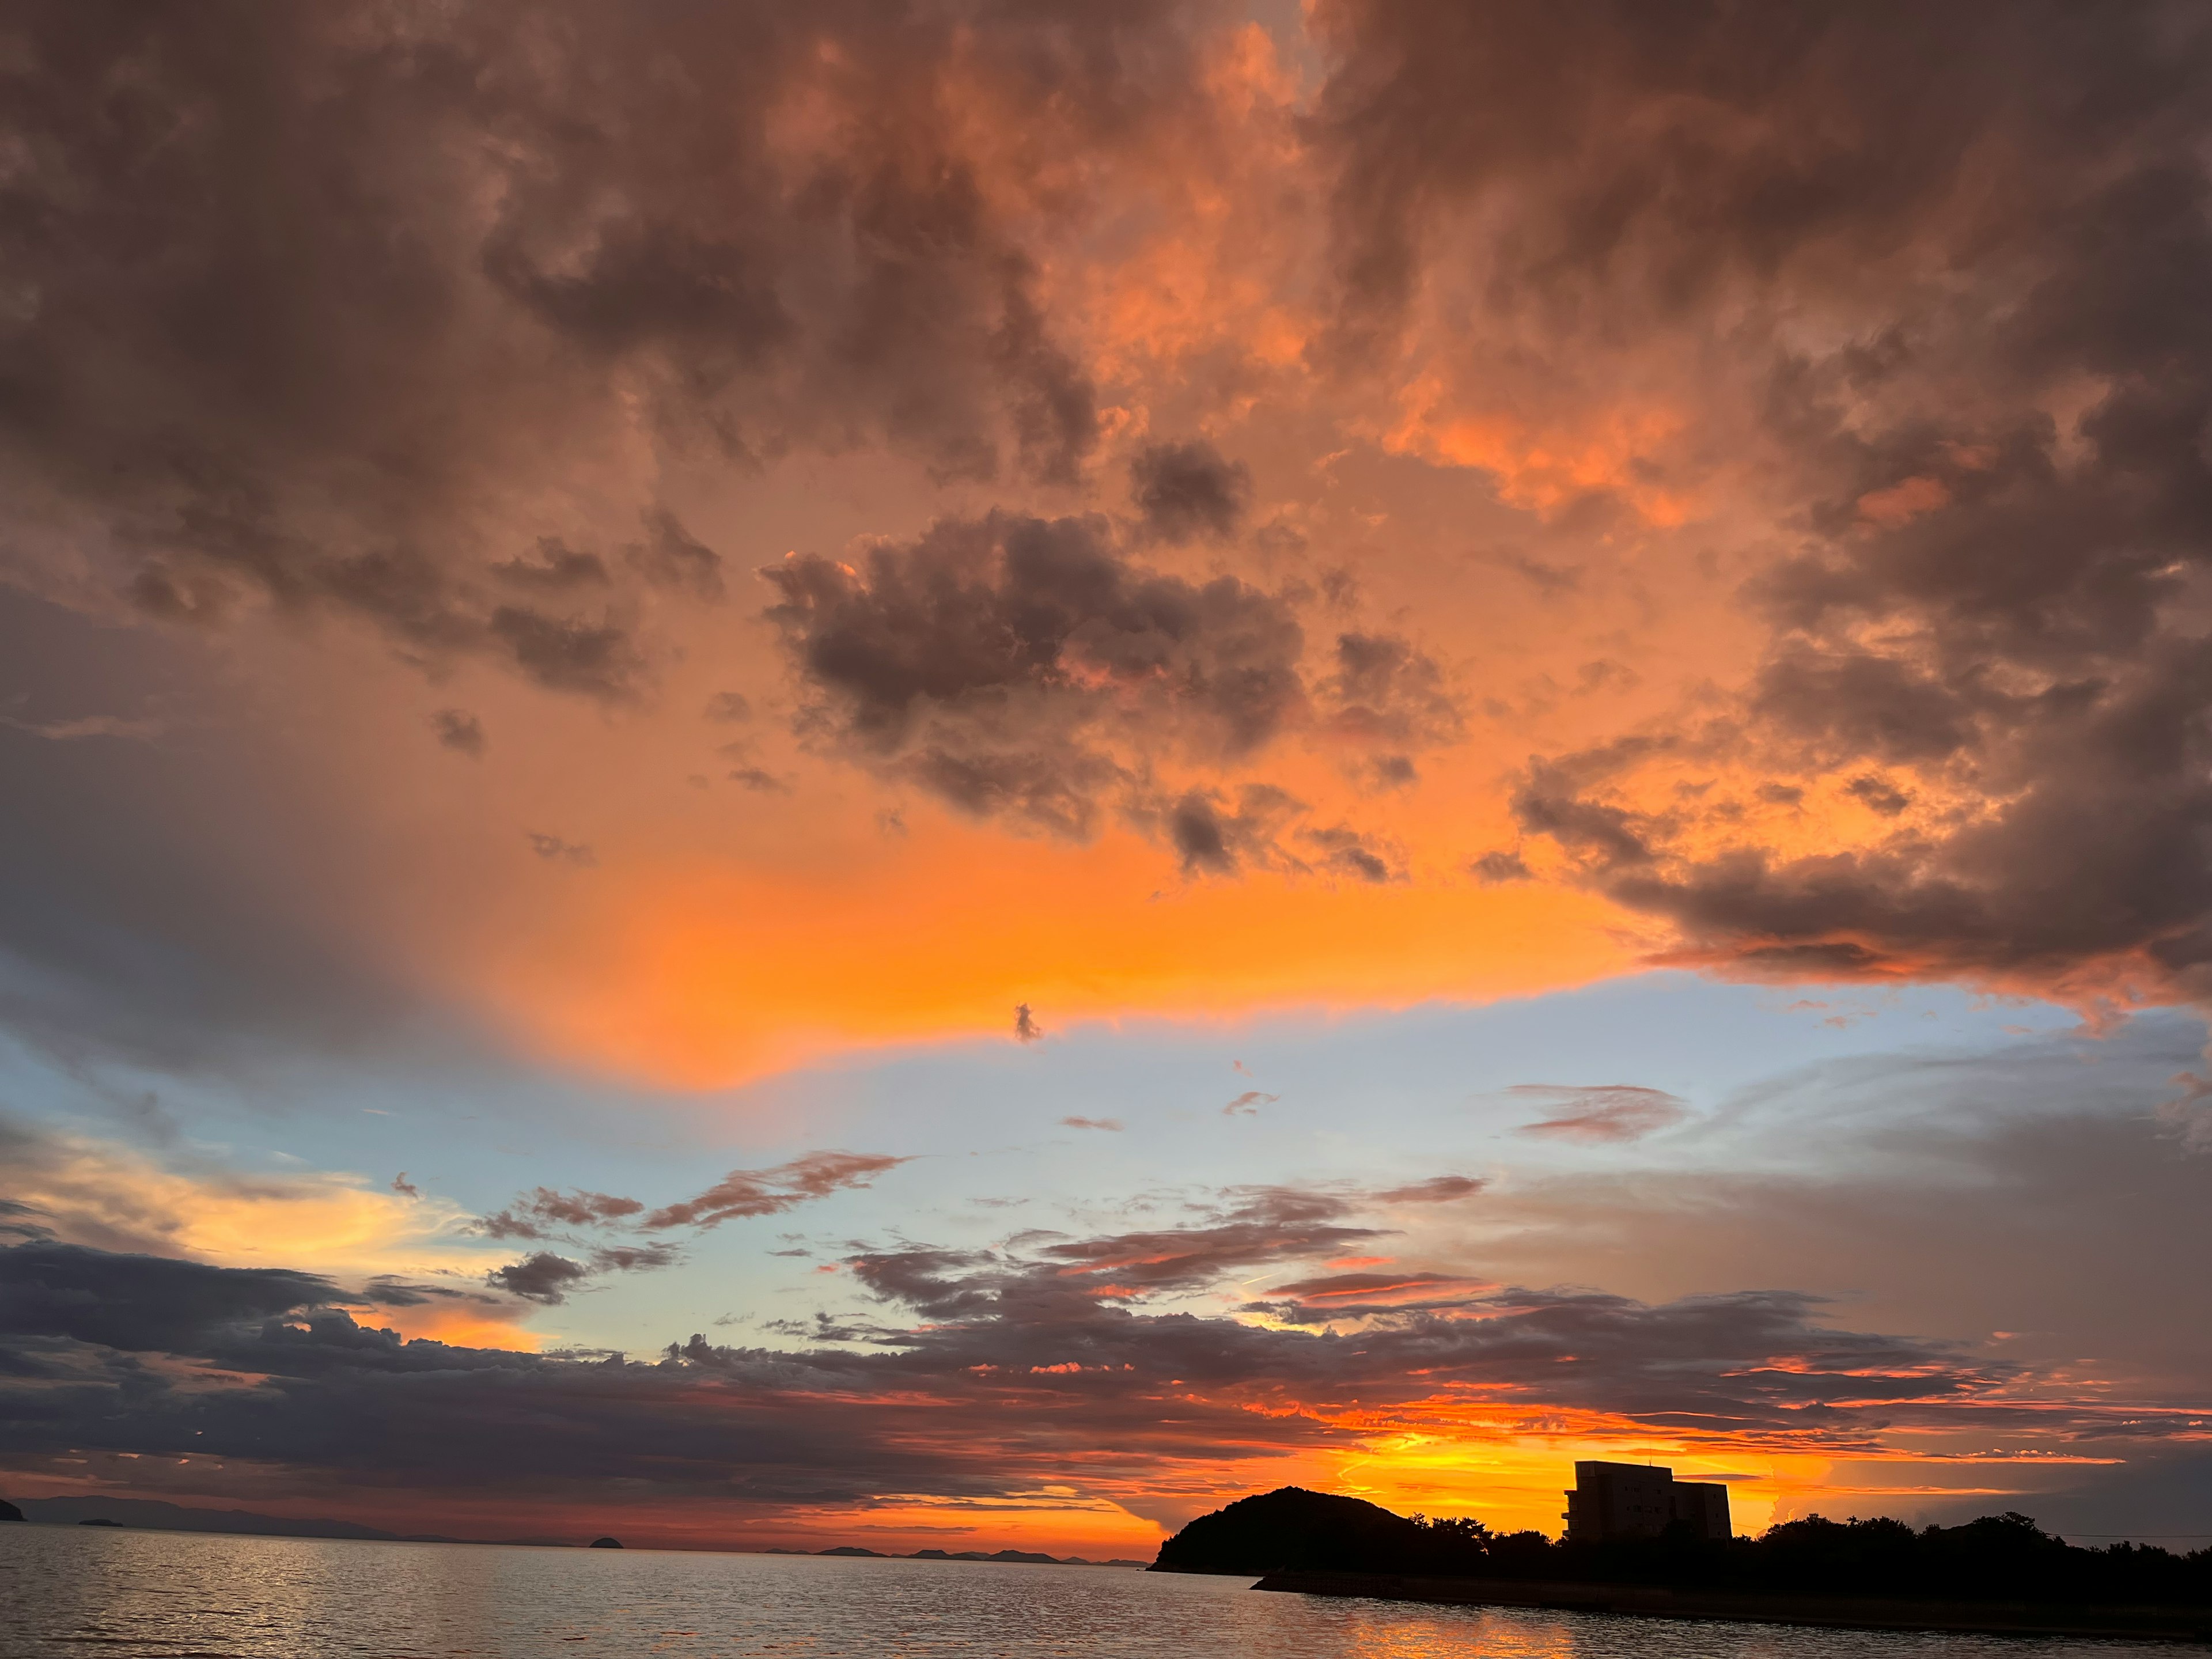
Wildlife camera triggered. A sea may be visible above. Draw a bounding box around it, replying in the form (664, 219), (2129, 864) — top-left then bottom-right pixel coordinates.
(0, 1525), (2191, 1658)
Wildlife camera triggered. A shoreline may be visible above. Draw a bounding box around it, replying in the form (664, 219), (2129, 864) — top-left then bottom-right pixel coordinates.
(1253, 1570), (2212, 1644)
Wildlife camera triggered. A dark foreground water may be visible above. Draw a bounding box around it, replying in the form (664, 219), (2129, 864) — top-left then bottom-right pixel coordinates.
(0, 1525), (2192, 1658)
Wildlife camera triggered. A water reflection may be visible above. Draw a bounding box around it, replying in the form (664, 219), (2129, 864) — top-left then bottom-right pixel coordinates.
(0, 1525), (2185, 1658)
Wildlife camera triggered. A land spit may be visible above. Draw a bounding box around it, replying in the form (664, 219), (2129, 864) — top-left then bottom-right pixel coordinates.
(1256, 1569), (2212, 1645)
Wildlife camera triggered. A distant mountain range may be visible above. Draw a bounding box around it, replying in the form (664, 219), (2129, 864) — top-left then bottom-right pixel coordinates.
(794, 1544), (1145, 1567)
(10, 1495), (570, 1547)
(2, 1495), (1143, 1564)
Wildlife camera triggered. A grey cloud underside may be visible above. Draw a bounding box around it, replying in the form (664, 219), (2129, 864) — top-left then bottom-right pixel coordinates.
(762, 512), (1451, 860)
(1315, 0), (2212, 994)
(1129, 439), (1251, 543)
(0, 1), (1226, 693)
(0, 1184), (2162, 1517)
(0, 596), (446, 1075)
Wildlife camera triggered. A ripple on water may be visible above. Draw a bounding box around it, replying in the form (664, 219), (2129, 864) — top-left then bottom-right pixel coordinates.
(0, 1525), (2190, 1659)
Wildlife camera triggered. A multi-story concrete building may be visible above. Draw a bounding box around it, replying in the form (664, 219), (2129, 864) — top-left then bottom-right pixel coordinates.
(1562, 1461), (1732, 1541)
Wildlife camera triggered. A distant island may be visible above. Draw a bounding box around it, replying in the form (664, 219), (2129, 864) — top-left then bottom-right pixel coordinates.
(4, 1495), (577, 1548)
(0, 1494), (1143, 1566)
(1153, 1484), (2212, 1642)
(805, 1544), (1142, 1567)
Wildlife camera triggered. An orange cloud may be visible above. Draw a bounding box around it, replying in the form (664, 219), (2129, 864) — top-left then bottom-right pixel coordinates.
(471, 821), (1631, 1086)
(1386, 376), (1698, 525)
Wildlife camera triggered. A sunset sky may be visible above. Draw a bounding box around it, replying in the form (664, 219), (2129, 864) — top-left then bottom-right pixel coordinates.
(3, 0), (2210, 1558)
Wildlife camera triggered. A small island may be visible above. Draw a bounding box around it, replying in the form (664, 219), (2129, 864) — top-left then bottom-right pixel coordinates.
(588, 1536), (623, 1549)
(1153, 1476), (2212, 1643)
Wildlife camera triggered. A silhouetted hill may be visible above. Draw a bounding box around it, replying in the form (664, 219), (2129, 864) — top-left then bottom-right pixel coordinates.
(0, 1499), (22, 1522)
(1160, 1489), (2212, 1615)
(1151, 1487), (1426, 1575)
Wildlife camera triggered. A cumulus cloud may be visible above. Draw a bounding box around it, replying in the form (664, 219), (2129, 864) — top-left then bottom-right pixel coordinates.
(760, 512), (1456, 865)
(488, 1251), (592, 1304)
(1311, 0), (2212, 1017)
(761, 513), (1310, 838)
(0, 1), (1234, 691)
(1510, 1084), (1691, 1143)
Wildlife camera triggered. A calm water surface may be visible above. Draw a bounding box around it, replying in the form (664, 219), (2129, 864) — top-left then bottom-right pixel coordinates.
(0, 1525), (2190, 1658)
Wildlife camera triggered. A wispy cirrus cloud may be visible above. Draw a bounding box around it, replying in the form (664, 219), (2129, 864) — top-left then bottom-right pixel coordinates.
(642, 1152), (909, 1231)
(1510, 1084), (1690, 1143)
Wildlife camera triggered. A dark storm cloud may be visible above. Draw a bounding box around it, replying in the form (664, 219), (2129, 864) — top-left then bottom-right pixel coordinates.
(0, 1241), (336, 1353)
(1129, 439), (1252, 542)
(1510, 1084), (1691, 1143)
(1312, 0), (2203, 350)
(0, 1), (1230, 688)
(1317, 1), (2212, 1006)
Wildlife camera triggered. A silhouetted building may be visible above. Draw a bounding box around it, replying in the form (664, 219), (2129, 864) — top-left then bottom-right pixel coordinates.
(1563, 1461), (1731, 1541)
